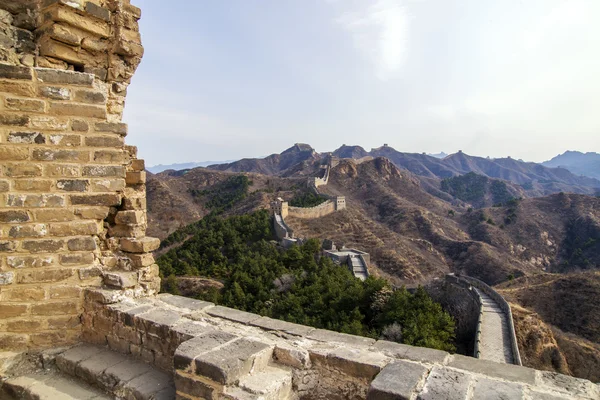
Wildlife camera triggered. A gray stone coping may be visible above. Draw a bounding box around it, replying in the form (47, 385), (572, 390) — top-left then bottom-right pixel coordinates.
(84, 289), (600, 400)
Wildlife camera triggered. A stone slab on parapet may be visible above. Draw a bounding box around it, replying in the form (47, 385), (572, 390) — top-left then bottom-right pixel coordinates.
(374, 340), (449, 364)
(249, 316), (314, 337)
(367, 360), (429, 400)
(204, 305), (261, 325)
(307, 328), (376, 347)
(173, 331), (238, 373)
(157, 293), (214, 313)
(448, 354), (536, 385)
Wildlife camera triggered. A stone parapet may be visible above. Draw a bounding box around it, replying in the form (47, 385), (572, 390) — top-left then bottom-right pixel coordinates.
(82, 289), (600, 400)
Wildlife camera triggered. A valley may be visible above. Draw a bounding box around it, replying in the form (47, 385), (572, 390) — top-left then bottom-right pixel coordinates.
(147, 143), (600, 381)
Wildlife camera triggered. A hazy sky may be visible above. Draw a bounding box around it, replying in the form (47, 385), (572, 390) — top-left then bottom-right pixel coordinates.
(125, 0), (600, 166)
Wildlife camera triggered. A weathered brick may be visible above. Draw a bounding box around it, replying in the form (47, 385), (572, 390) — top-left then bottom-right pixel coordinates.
(0, 272), (15, 285)
(39, 86), (71, 100)
(0, 81), (35, 97)
(125, 171), (146, 185)
(79, 266), (102, 280)
(5, 98), (46, 113)
(95, 122), (127, 135)
(31, 301), (79, 315)
(36, 67), (94, 86)
(0, 211), (30, 223)
(74, 207), (110, 219)
(1, 288), (46, 302)
(115, 210), (146, 225)
(67, 237), (97, 251)
(367, 361), (429, 400)
(0, 146), (29, 161)
(57, 179), (89, 192)
(22, 239), (65, 253)
(33, 209), (75, 222)
(49, 102), (106, 119)
(30, 116), (69, 130)
(0, 181), (9, 192)
(59, 253), (94, 265)
(46, 134), (82, 146)
(71, 119), (89, 132)
(49, 286), (82, 299)
(0, 63), (33, 80)
(44, 5), (110, 37)
(32, 149), (89, 162)
(18, 268), (74, 284)
(82, 165), (126, 177)
(0, 304), (28, 318)
(0, 114), (30, 127)
(86, 2), (111, 21)
(0, 334), (29, 350)
(94, 150), (127, 163)
(90, 178), (126, 192)
(70, 193), (121, 206)
(49, 221), (100, 236)
(0, 241), (18, 253)
(7, 131), (45, 144)
(8, 224), (48, 239)
(120, 237), (160, 253)
(85, 135), (123, 147)
(47, 315), (80, 330)
(45, 164), (80, 177)
(130, 159), (145, 172)
(7, 255), (54, 269)
(7, 194), (65, 208)
(6, 163), (43, 177)
(14, 180), (53, 191)
(5, 320), (43, 332)
(74, 89), (106, 104)
(127, 253), (155, 269)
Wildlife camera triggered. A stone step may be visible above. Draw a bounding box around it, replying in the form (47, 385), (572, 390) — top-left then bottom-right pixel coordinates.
(55, 344), (175, 400)
(233, 365), (293, 400)
(1, 372), (111, 400)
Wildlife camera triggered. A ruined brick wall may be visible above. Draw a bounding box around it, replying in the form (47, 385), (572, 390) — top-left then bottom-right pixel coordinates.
(0, 0), (160, 351)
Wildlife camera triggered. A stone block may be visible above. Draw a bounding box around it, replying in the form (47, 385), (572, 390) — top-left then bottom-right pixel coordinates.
(55, 344), (105, 376)
(537, 370), (600, 399)
(44, 164), (80, 177)
(0, 114), (30, 127)
(121, 369), (174, 400)
(120, 304), (154, 327)
(49, 102), (106, 119)
(448, 354), (536, 385)
(126, 171), (146, 185)
(36, 68), (94, 86)
(273, 343), (311, 369)
(7, 132), (45, 144)
(30, 115), (69, 130)
(249, 316), (315, 336)
(121, 237), (160, 253)
(0, 146), (29, 161)
(67, 237), (97, 251)
(321, 347), (390, 379)
(417, 366), (471, 400)
(76, 349), (126, 385)
(85, 135), (124, 147)
(0, 63), (33, 80)
(5, 98), (45, 113)
(57, 179), (90, 192)
(170, 321), (214, 346)
(0, 272), (15, 286)
(128, 253), (156, 268)
(175, 371), (218, 399)
(194, 338), (272, 385)
(70, 193), (122, 206)
(0, 304), (28, 318)
(367, 360), (429, 400)
(471, 377), (523, 400)
(74, 89), (106, 104)
(49, 221), (100, 236)
(82, 165), (126, 177)
(308, 329), (376, 347)
(374, 340), (449, 364)
(157, 293), (214, 312)
(104, 271), (138, 289)
(18, 268), (74, 284)
(31, 300), (79, 316)
(47, 133), (82, 146)
(0, 211), (30, 223)
(134, 308), (181, 336)
(204, 305), (261, 325)
(22, 239), (65, 253)
(173, 331), (237, 372)
(130, 159), (145, 171)
(101, 358), (153, 391)
(95, 122), (128, 135)
(6, 163), (43, 177)
(1, 287), (46, 302)
(39, 85), (71, 100)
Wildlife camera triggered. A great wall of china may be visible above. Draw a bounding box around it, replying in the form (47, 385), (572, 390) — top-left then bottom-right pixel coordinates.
(0, 1), (598, 399)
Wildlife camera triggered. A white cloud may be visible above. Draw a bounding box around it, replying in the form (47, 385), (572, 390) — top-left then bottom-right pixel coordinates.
(333, 0), (412, 80)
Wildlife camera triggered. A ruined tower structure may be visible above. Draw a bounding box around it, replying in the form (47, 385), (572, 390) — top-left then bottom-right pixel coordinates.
(0, 0), (160, 351)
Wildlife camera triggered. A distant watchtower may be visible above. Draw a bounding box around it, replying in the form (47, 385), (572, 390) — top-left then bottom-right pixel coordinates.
(335, 196), (346, 211)
(270, 197), (289, 218)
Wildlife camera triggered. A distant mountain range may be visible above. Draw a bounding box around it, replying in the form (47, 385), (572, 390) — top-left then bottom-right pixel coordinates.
(147, 160), (236, 174)
(542, 151), (600, 180)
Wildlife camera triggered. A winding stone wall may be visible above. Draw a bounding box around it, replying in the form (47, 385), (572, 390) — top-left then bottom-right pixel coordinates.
(0, 0), (159, 351)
